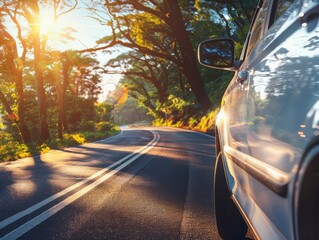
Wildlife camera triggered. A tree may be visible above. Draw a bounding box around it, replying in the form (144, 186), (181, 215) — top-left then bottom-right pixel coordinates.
(165, 0), (211, 110)
(111, 97), (150, 124)
(106, 52), (173, 103)
(86, 0), (258, 112)
(0, 11), (32, 143)
(23, 1), (50, 141)
(1, 0), (79, 142)
(106, 50), (193, 119)
(84, 0), (213, 111)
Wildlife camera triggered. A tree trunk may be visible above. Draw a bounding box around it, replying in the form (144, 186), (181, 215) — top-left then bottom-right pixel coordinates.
(58, 54), (70, 138)
(34, 38), (50, 141)
(29, 3), (50, 142)
(2, 29), (32, 143)
(61, 57), (70, 133)
(0, 90), (14, 117)
(57, 69), (63, 139)
(16, 70), (32, 143)
(32, 31), (50, 141)
(165, 0), (213, 111)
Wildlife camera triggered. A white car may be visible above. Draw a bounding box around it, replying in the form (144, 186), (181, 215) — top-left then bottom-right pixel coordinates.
(198, 0), (319, 239)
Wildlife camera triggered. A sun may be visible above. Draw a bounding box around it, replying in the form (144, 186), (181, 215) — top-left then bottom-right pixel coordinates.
(39, 8), (56, 35)
(40, 19), (56, 35)
(39, 7), (77, 50)
(37, 3), (111, 52)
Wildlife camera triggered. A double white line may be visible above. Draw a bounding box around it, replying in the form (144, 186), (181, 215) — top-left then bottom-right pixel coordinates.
(0, 130), (160, 240)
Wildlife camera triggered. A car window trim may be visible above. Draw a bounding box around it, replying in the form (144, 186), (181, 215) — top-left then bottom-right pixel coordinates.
(268, 0), (279, 27)
(243, 0), (274, 60)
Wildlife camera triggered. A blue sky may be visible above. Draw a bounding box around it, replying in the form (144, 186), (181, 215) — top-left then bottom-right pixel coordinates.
(41, 1), (123, 101)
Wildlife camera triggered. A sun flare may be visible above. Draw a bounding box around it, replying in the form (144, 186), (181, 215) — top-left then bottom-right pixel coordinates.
(39, 7), (77, 50)
(39, 9), (56, 35)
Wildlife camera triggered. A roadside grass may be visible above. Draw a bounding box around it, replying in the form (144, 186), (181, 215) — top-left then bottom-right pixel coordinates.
(0, 123), (120, 163)
(153, 108), (219, 135)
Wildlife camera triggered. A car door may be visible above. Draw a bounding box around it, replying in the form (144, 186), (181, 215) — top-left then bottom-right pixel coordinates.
(245, 0), (319, 239)
(222, 1), (289, 238)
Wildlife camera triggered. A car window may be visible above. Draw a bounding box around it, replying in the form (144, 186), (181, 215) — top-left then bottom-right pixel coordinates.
(274, 0), (294, 22)
(246, 0), (269, 56)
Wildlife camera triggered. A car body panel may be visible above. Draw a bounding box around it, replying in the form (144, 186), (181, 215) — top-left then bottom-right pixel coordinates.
(211, 0), (319, 239)
(245, 0), (319, 238)
(220, 69), (251, 196)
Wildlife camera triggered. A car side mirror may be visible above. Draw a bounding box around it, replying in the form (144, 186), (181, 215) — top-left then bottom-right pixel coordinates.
(198, 38), (235, 70)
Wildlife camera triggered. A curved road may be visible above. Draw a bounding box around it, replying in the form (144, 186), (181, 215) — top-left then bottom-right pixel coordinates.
(0, 127), (218, 239)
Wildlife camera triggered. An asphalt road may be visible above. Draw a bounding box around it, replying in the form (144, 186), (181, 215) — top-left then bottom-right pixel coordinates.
(0, 127), (218, 240)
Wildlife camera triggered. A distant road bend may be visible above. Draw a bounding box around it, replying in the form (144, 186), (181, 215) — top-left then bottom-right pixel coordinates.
(0, 127), (217, 240)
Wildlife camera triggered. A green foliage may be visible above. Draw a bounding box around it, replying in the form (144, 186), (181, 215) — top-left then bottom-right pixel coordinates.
(95, 102), (113, 122)
(159, 95), (192, 123)
(204, 70), (234, 105)
(0, 0), (259, 160)
(101, 0), (258, 130)
(28, 143), (51, 155)
(80, 132), (105, 142)
(193, 108), (220, 133)
(0, 125), (120, 162)
(153, 107), (219, 134)
(153, 118), (175, 127)
(81, 125), (120, 142)
(0, 130), (50, 161)
(47, 134), (86, 149)
(188, 117), (198, 129)
(79, 120), (95, 132)
(96, 121), (114, 132)
(0, 142), (29, 161)
(112, 96), (151, 124)
(153, 108), (219, 134)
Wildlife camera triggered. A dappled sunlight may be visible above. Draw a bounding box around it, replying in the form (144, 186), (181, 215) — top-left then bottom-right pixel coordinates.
(0, 157), (52, 217)
(0, 129), (155, 205)
(1, 158), (36, 178)
(51, 164), (101, 180)
(49, 142), (215, 239)
(0, 128), (217, 239)
(1, 158), (38, 198)
(9, 180), (37, 199)
(0, 128), (213, 197)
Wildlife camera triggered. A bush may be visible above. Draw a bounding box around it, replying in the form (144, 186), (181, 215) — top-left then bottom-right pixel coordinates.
(188, 117), (198, 128)
(96, 121), (114, 132)
(151, 108), (219, 134)
(0, 141), (30, 161)
(0, 125), (120, 162)
(194, 108), (219, 133)
(47, 133), (86, 149)
(79, 120), (95, 132)
(80, 132), (103, 141)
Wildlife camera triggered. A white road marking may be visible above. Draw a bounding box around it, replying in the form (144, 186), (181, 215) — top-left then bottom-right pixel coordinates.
(0, 129), (124, 230)
(0, 131), (160, 240)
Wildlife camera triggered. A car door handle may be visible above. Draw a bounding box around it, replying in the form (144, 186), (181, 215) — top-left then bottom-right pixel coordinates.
(236, 70), (248, 83)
